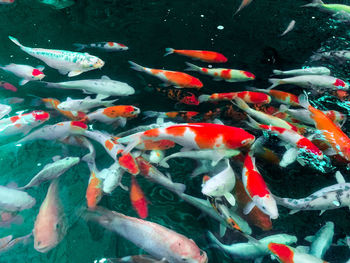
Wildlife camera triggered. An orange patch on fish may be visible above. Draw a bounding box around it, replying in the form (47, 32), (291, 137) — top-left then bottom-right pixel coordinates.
(144, 128), (160, 137)
(165, 126), (187, 137)
(118, 153), (139, 175)
(268, 243), (294, 263)
(220, 69), (231, 79)
(142, 139), (175, 150)
(86, 172), (102, 209)
(130, 177), (148, 218)
(105, 140), (114, 151)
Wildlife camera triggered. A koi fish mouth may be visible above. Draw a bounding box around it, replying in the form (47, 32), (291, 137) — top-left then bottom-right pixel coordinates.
(93, 60), (105, 69)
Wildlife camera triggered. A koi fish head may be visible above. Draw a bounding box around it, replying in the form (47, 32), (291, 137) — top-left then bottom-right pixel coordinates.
(254, 195), (279, 220)
(242, 71), (255, 80)
(268, 243), (294, 263)
(215, 53), (228, 63)
(32, 68), (45, 80)
(32, 111), (50, 123)
(189, 77), (203, 89)
(84, 56), (105, 69)
(180, 93), (199, 105)
(117, 150), (139, 175)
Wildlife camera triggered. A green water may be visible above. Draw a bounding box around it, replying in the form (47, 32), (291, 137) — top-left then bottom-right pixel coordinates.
(0, 0), (349, 262)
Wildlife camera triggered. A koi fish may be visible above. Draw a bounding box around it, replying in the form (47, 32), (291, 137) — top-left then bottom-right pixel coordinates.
(45, 76), (135, 96)
(73, 42), (128, 51)
(310, 50), (350, 62)
(246, 117), (323, 162)
(19, 157), (80, 189)
(42, 98), (87, 121)
(306, 221), (334, 259)
(268, 243), (327, 263)
(106, 255), (167, 263)
(201, 159), (236, 206)
(118, 123), (255, 154)
(251, 88), (300, 106)
(164, 48), (227, 63)
(129, 61), (203, 89)
(274, 171), (350, 214)
(84, 207), (208, 263)
(299, 94), (350, 161)
(0, 185), (35, 212)
(143, 111), (199, 123)
(159, 149), (240, 168)
(0, 82), (17, 92)
(269, 75), (348, 90)
(0, 0), (15, 4)
(142, 149), (165, 164)
(100, 162), (127, 194)
(185, 62), (254, 82)
(9, 36), (104, 77)
(33, 179), (67, 253)
(0, 233), (32, 254)
(38, 0), (74, 9)
(273, 66), (331, 76)
(57, 95), (117, 112)
(0, 104), (11, 120)
(0, 64), (45, 85)
(130, 177), (148, 219)
(86, 105), (140, 124)
(19, 121), (87, 143)
(199, 91), (271, 104)
(303, 0), (350, 16)
(208, 232), (297, 260)
(234, 97), (298, 131)
(233, 0), (253, 16)
(0, 110), (50, 138)
(280, 20), (296, 37)
(135, 156), (186, 193)
(242, 150), (279, 219)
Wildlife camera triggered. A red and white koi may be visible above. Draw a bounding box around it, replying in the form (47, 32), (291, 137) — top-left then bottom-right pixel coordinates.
(73, 41), (128, 52)
(269, 75), (349, 90)
(9, 36), (104, 77)
(165, 48), (227, 63)
(251, 88), (300, 106)
(0, 110), (50, 138)
(242, 150), (279, 219)
(33, 179), (67, 253)
(85, 207), (208, 263)
(199, 91), (271, 104)
(0, 63), (45, 85)
(18, 120), (87, 143)
(42, 98), (87, 121)
(268, 243), (327, 263)
(234, 97), (298, 132)
(117, 123), (255, 154)
(299, 95), (350, 161)
(86, 105), (140, 124)
(185, 62), (255, 82)
(129, 61), (203, 89)
(130, 177), (148, 219)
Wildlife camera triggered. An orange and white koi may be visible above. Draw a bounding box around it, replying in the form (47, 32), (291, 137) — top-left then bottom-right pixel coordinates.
(130, 177), (148, 219)
(251, 88), (300, 106)
(83, 153), (103, 209)
(143, 111), (199, 122)
(0, 110), (50, 138)
(247, 117), (323, 160)
(118, 123), (255, 154)
(33, 179), (67, 253)
(199, 91), (271, 104)
(165, 48), (227, 63)
(299, 95), (350, 162)
(234, 97), (298, 132)
(242, 150), (279, 219)
(19, 121), (87, 143)
(86, 105), (140, 124)
(185, 62), (255, 82)
(42, 98), (87, 121)
(82, 130), (139, 175)
(268, 243), (328, 263)
(234, 0), (253, 16)
(129, 61), (203, 89)
(73, 42), (128, 52)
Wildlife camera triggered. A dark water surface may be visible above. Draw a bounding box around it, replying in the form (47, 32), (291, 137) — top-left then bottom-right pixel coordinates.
(0, 0), (349, 262)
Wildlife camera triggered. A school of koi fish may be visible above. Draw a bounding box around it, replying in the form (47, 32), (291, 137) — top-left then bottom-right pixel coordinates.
(0, 0), (350, 262)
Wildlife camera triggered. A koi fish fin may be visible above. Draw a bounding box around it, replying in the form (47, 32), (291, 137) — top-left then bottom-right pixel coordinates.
(101, 75), (111, 80)
(184, 62), (201, 72)
(298, 94), (310, 109)
(335, 171), (346, 184)
(304, 235), (316, 242)
(224, 193), (236, 206)
(101, 99), (118, 107)
(113, 117), (127, 128)
(159, 159), (170, 168)
(268, 78), (284, 89)
(19, 79), (29, 86)
(319, 210), (326, 215)
(219, 223), (227, 237)
(243, 201), (255, 215)
(8, 36), (25, 50)
(289, 209), (300, 215)
(58, 68), (69, 75)
(324, 147), (337, 156)
(68, 70), (83, 77)
(279, 104), (290, 113)
(0, 235), (12, 248)
(295, 245), (310, 254)
(280, 147), (298, 167)
(302, 0), (324, 7)
(233, 97), (250, 112)
(198, 94), (210, 103)
(164, 48), (174, 56)
(36, 65), (45, 72)
(95, 94), (109, 101)
(233, 0), (253, 16)
(142, 111), (158, 119)
(245, 115), (262, 130)
(272, 70), (284, 75)
(172, 183), (186, 193)
(129, 61), (145, 72)
(117, 133), (142, 154)
(73, 43), (87, 51)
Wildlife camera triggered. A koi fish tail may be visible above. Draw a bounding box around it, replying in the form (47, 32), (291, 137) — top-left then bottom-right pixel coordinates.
(268, 78), (283, 89)
(198, 94), (210, 103)
(128, 61), (145, 72)
(298, 94), (311, 109)
(302, 0), (324, 7)
(279, 104), (290, 112)
(8, 36), (26, 51)
(233, 0), (253, 16)
(184, 62), (201, 72)
(164, 48), (175, 56)
(272, 70), (284, 75)
(73, 43), (87, 51)
(251, 136), (266, 154)
(207, 231), (225, 250)
(102, 99), (118, 107)
(117, 133), (143, 153)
